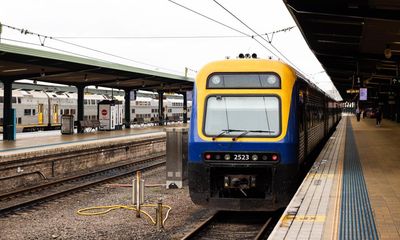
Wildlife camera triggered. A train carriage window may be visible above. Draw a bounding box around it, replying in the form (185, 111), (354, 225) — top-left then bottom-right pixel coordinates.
(24, 109), (32, 116)
(91, 100), (95, 105)
(18, 118), (22, 124)
(18, 98), (21, 104)
(0, 118), (3, 124)
(132, 109), (135, 113)
(204, 95), (280, 137)
(32, 109), (36, 115)
(65, 109), (70, 115)
(84, 100), (88, 105)
(12, 97), (17, 104)
(71, 109), (76, 115)
(0, 97), (3, 103)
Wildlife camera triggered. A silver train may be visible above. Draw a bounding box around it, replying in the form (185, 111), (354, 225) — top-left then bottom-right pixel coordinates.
(0, 89), (191, 132)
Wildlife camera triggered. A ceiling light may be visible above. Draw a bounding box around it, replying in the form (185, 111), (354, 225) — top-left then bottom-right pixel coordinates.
(384, 44), (392, 59)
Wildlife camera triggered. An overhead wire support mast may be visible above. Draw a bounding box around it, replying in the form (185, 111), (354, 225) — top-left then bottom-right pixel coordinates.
(211, 0), (307, 77)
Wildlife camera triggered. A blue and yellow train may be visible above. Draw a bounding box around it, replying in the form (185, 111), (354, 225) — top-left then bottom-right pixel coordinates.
(188, 58), (341, 211)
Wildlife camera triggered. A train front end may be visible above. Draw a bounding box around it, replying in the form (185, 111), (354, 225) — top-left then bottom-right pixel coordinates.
(188, 59), (299, 211)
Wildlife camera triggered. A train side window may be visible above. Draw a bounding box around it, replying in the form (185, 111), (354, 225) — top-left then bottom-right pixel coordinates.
(24, 109), (32, 116)
(18, 98), (21, 104)
(71, 109), (76, 115)
(91, 100), (95, 105)
(0, 118), (3, 124)
(84, 100), (88, 105)
(32, 109), (36, 115)
(12, 97), (17, 104)
(18, 118), (22, 124)
(131, 109), (135, 113)
(0, 97), (3, 103)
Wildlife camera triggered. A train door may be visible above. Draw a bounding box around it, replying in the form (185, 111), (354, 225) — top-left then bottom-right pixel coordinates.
(38, 104), (44, 125)
(53, 104), (59, 124)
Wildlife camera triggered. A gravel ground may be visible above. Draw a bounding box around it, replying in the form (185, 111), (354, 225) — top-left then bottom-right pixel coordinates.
(0, 167), (214, 240)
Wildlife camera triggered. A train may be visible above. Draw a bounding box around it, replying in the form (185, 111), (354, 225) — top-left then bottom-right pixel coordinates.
(0, 88), (191, 132)
(188, 58), (341, 211)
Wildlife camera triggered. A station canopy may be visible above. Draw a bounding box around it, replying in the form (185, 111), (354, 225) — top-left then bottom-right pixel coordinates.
(284, 0), (400, 100)
(0, 43), (194, 92)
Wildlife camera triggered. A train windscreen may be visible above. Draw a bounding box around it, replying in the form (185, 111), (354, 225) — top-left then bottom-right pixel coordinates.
(204, 96), (280, 137)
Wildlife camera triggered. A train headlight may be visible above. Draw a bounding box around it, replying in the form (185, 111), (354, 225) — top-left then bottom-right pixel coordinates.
(267, 75), (278, 85)
(210, 76), (222, 85)
(251, 154), (258, 161)
(224, 154), (231, 160)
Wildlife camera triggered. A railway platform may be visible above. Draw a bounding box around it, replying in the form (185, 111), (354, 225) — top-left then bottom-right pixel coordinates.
(269, 115), (400, 240)
(0, 124), (185, 194)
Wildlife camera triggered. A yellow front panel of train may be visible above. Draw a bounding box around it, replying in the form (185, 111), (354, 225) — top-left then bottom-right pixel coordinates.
(195, 59), (297, 142)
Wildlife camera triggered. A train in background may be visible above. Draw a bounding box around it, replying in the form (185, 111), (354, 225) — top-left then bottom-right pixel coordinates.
(0, 89), (191, 132)
(188, 58), (341, 211)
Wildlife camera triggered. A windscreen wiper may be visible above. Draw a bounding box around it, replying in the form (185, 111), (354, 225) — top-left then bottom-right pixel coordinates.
(231, 130), (275, 141)
(212, 129), (243, 141)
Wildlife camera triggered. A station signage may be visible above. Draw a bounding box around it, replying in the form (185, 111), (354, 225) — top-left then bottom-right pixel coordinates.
(359, 88), (367, 101)
(346, 89), (359, 94)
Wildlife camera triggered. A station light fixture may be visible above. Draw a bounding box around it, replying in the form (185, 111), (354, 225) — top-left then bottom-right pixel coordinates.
(384, 44), (392, 59)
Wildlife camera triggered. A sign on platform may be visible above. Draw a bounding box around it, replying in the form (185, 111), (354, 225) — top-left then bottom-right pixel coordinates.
(359, 88), (367, 101)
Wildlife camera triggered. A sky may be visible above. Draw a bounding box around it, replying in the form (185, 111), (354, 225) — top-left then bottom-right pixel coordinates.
(0, 0), (341, 100)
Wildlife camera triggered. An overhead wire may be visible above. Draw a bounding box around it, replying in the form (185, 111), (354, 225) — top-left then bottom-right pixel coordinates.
(167, 0), (279, 58)
(211, 0), (309, 77)
(1, 23), (183, 75)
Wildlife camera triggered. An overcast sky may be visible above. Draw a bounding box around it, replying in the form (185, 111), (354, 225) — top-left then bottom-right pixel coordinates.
(1, 0), (341, 100)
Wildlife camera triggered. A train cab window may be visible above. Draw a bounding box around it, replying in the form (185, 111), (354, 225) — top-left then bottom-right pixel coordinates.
(204, 96), (280, 137)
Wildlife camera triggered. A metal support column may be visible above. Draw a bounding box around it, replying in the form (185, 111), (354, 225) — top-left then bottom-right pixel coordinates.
(133, 90), (137, 100)
(183, 91), (188, 124)
(2, 80), (14, 140)
(158, 91), (164, 126)
(124, 89), (131, 128)
(76, 85), (85, 133)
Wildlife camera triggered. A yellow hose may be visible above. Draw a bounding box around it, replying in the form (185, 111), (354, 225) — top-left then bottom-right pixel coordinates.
(77, 204), (172, 226)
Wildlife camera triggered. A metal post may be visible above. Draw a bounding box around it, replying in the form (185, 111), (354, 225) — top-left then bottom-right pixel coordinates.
(158, 91), (164, 126)
(183, 91), (188, 124)
(76, 85), (85, 133)
(2, 80), (14, 140)
(135, 171), (141, 218)
(124, 89), (131, 128)
(156, 198), (163, 230)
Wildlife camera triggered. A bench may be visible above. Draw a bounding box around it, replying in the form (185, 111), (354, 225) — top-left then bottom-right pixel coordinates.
(79, 120), (100, 133)
(131, 118), (145, 127)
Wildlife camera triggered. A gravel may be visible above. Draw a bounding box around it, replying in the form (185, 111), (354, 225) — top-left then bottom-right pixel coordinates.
(0, 167), (214, 240)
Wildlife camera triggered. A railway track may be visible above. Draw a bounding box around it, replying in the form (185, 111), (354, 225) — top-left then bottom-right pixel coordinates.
(182, 211), (276, 240)
(0, 153), (165, 216)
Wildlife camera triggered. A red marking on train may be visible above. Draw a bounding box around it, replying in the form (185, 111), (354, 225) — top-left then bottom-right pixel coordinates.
(101, 109), (107, 116)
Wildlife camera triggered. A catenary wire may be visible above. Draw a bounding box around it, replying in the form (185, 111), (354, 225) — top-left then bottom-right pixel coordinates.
(212, 0), (309, 77)
(1, 23), (182, 75)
